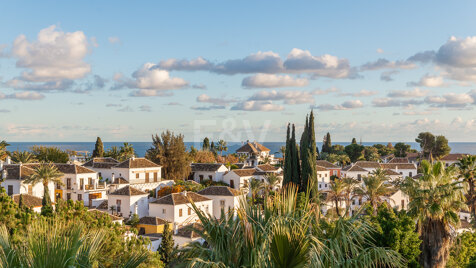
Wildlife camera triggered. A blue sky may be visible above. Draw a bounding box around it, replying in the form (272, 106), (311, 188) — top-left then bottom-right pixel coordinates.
(1, 1), (476, 142)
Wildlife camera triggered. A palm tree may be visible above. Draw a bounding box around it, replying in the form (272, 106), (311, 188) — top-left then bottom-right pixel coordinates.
(325, 178), (347, 217)
(119, 142), (135, 160)
(0, 140), (9, 161)
(249, 177), (264, 204)
(279, 145), (286, 157)
(10, 150), (37, 163)
(400, 160), (467, 268)
(180, 185), (404, 268)
(353, 168), (394, 216)
(341, 177), (359, 216)
(105, 146), (121, 160)
(24, 163), (64, 213)
(456, 155), (476, 219)
(265, 173), (282, 192)
(217, 140), (228, 156)
(0, 218), (146, 268)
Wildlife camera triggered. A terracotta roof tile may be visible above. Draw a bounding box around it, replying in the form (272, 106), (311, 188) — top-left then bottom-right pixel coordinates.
(344, 165), (368, 172)
(152, 192), (210, 205)
(316, 160), (340, 169)
(138, 216), (169, 225)
(83, 157), (119, 169)
(388, 157), (409, 163)
(198, 186), (243, 196)
(236, 142), (270, 153)
(440, 153), (468, 161)
(191, 163), (225, 172)
(355, 161), (381, 169)
(380, 163), (417, 170)
(96, 200), (108, 209)
(175, 223), (202, 239)
(256, 164), (278, 172)
(109, 185), (148, 196)
(116, 158), (161, 169)
(12, 194), (42, 208)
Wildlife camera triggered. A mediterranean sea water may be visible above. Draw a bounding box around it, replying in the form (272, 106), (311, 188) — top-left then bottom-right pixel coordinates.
(6, 142), (476, 158)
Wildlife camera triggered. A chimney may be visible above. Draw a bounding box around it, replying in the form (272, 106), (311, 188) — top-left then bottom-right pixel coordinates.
(6, 156), (11, 165)
(2, 169), (7, 180)
(173, 223), (179, 235)
(111, 173), (115, 183)
(182, 191), (187, 196)
(0, 161), (3, 170)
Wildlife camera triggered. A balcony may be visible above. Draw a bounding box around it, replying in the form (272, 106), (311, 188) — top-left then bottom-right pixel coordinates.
(96, 183), (106, 189)
(85, 185), (95, 190)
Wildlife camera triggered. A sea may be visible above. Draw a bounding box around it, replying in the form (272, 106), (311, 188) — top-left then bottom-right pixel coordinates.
(5, 142), (476, 158)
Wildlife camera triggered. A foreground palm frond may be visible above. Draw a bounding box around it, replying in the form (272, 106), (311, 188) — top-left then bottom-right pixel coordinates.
(178, 185), (404, 268)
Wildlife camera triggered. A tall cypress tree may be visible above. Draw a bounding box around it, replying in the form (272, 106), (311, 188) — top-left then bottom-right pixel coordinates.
(92, 137), (104, 157)
(322, 132), (332, 153)
(352, 137), (357, 144)
(283, 124), (292, 185)
(158, 222), (175, 264)
(300, 111), (317, 192)
(291, 124), (301, 186)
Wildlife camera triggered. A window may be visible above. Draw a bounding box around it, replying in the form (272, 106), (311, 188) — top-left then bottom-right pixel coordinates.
(401, 200), (405, 209)
(80, 178), (84, 190)
(28, 185), (32, 195)
(206, 205), (209, 211)
(66, 178), (72, 190)
(154, 172), (158, 182)
(78, 194), (82, 201)
(188, 207), (191, 215)
(162, 209), (166, 214)
(318, 184), (321, 189)
(145, 173), (149, 183)
(116, 200), (121, 213)
(66, 193), (71, 200)
(56, 183), (61, 189)
(400, 172), (403, 175)
(179, 209), (183, 217)
(220, 200), (225, 207)
(352, 199), (355, 205)
(325, 173), (328, 177)
(136, 173), (140, 179)
(230, 180), (235, 188)
(199, 175), (204, 183)
(357, 174), (362, 181)
(208, 175), (212, 180)
(409, 172), (412, 177)
(88, 177), (92, 185)
(7, 185), (13, 196)
(325, 184), (327, 188)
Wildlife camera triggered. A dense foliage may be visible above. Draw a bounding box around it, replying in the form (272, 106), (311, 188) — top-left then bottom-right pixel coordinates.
(92, 136), (104, 157)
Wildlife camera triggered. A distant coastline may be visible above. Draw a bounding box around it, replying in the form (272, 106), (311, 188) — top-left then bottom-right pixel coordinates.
(6, 141), (476, 157)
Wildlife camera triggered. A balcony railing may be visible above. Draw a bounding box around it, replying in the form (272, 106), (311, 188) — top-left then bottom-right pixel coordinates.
(96, 183), (105, 189)
(85, 185), (94, 190)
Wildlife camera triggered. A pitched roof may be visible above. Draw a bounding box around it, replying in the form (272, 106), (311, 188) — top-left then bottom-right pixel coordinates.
(96, 200), (108, 210)
(152, 192), (210, 205)
(384, 169), (401, 176)
(230, 168), (270, 177)
(2, 164), (36, 180)
(355, 161), (381, 169)
(316, 165), (329, 172)
(256, 164), (279, 172)
(198, 186), (243, 196)
(316, 160), (340, 169)
(138, 216), (170, 225)
(380, 163), (417, 170)
(83, 157), (119, 169)
(388, 157), (409, 163)
(116, 158), (161, 169)
(24, 163), (96, 174)
(344, 165), (368, 172)
(112, 177), (129, 184)
(191, 163), (225, 172)
(440, 153), (467, 161)
(236, 142), (270, 153)
(12, 194), (42, 208)
(109, 185), (148, 196)
(175, 223), (202, 239)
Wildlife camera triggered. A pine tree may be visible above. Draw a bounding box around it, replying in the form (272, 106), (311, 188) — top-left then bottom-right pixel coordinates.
(283, 124), (292, 185)
(291, 124), (301, 186)
(322, 132), (332, 153)
(92, 137), (104, 158)
(158, 222), (175, 264)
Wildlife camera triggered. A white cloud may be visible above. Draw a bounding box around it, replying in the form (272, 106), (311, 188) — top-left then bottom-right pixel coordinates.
(424, 92), (474, 108)
(380, 70), (399, 82)
(388, 88), (429, 98)
(0, 91), (45, 100)
(407, 74), (445, 87)
(231, 100), (284, 111)
(372, 98), (423, 107)
(340, 89), (377, 97)
(284, 48), (353, 78)
(247, 90), (316, 104)
(139, 105), (151, 112)
(360, 58), (415, 71)
(314, 100), (363, 110)
(311, 87), (340, 95)
(242, 74), (308, 88)
(158, 57), (214, 71)
(11, 25), (90, 82)
(377, 48), (384, 54)
(197, 94), (235, 106)
(108, 36), (121, 44)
